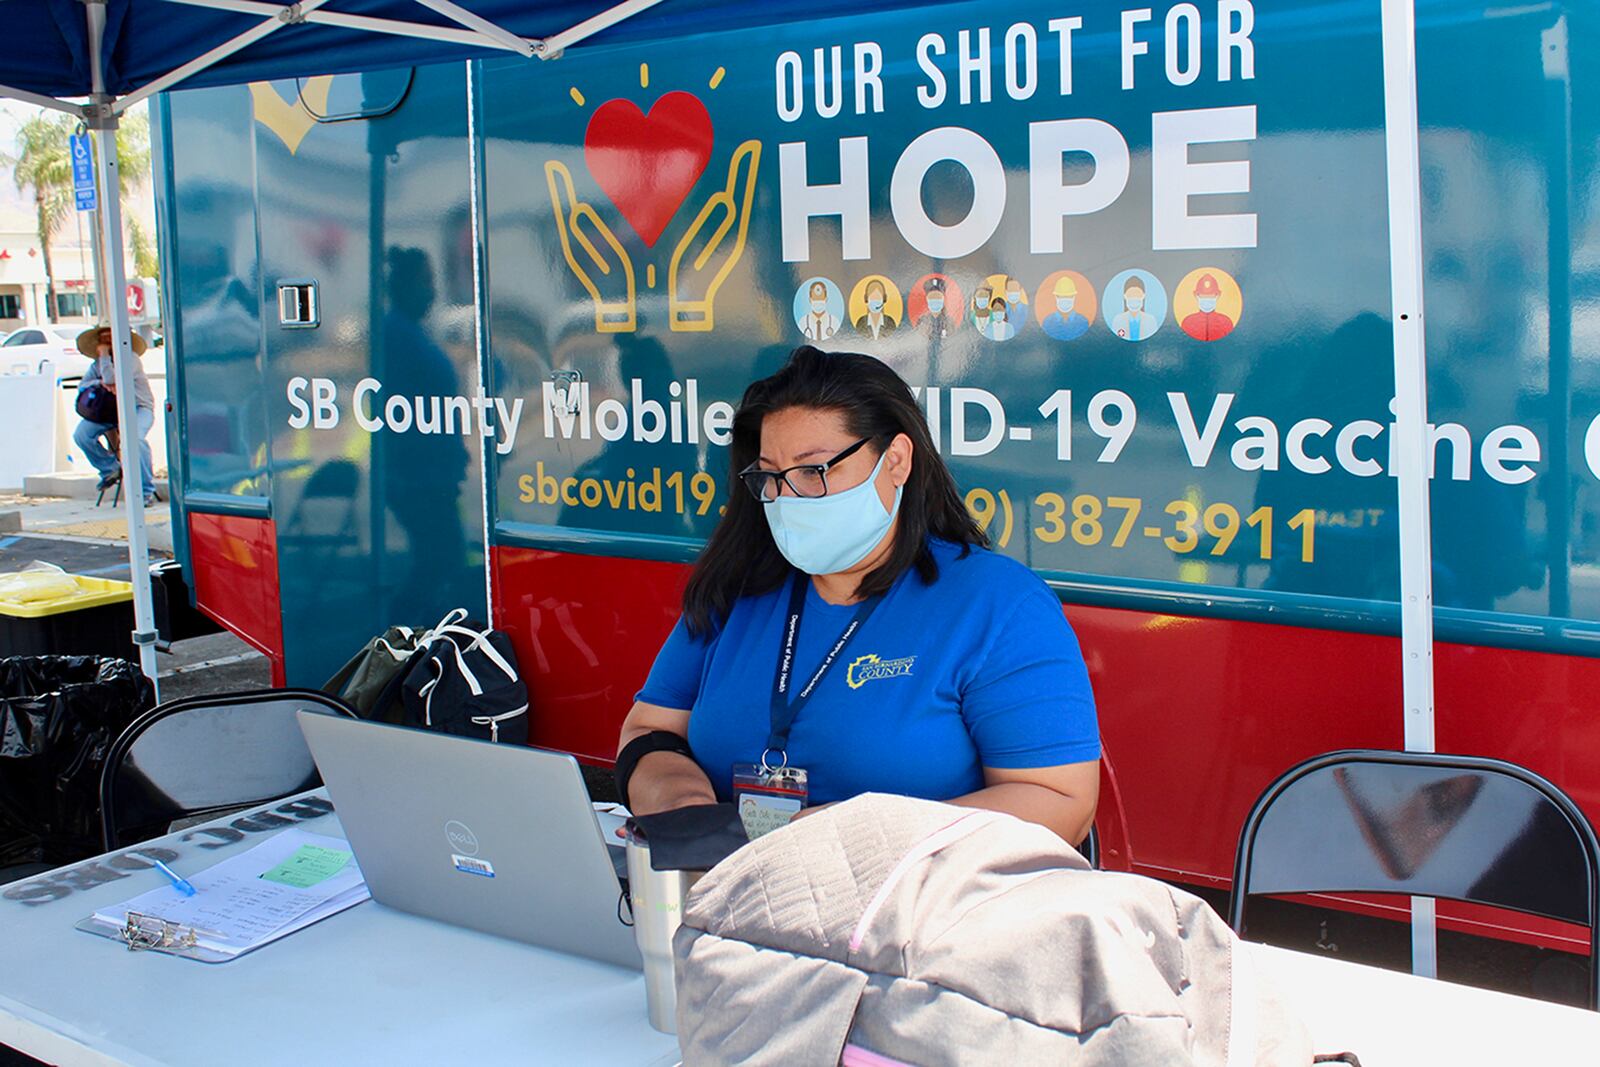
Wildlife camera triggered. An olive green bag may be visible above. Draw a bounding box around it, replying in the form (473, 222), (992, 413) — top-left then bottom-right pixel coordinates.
(322, 624), (426, 722)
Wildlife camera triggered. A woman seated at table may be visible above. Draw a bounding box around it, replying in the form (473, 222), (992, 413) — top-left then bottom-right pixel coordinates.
(615, 346), (1099, 844)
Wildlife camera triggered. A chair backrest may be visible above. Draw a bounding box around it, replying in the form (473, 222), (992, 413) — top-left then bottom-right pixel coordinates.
(100, 688), (357, 850)
(1081, 823), (1100, 869)
(1230, 749), (1600, 1007)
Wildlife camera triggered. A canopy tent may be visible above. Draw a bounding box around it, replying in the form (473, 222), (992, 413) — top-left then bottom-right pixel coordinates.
(4, 0), (963, 106)
(2, 0), (1439, 968)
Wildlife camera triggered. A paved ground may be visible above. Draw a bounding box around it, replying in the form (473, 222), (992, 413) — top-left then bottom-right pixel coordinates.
(155, 629), (274, 698)
(0, 491), (174, 554)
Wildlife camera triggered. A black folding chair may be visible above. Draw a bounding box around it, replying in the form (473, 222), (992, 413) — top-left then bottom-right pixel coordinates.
(1229, 749), (1600, 1009)
(99, 688), (357, 850)
(1080, 823), (1100, 869)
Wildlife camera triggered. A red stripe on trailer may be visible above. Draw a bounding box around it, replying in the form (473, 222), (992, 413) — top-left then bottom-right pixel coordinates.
(187, 512), (285, 685)
(491, 546), (1600, 954)
(491, 544), (687, 765)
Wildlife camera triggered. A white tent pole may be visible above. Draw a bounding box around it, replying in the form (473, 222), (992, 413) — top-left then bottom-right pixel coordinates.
(84, 3), (112, 332)
(92, 120), (161, 694)
(411, 0), (535, 56)
(0, 83), (85, 116)
(1, 0), (673, 118)
(540, 0), (665, 57)
(161, 0), (530, 51)
(1379, 0), (1437, 977)
(84, 0), (160, 696)
(112, 0), (335, 114)
(155, 0), (665, 61)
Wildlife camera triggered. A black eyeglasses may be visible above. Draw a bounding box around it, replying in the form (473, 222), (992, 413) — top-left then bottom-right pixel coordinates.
(739, 438), (874, 502)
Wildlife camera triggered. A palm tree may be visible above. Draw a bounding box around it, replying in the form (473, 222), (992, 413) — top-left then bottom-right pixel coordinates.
(13, 113), (73, 322)
(13, 109), (152, 323)
(128, 216), (158, 280)
(115, 111), (151, 197)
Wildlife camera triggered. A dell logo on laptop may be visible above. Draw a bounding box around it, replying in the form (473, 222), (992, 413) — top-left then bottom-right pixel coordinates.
(444, 820), (479, 856)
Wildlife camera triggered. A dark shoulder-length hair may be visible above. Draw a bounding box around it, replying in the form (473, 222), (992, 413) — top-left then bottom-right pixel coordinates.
(682, 345), (986, 635)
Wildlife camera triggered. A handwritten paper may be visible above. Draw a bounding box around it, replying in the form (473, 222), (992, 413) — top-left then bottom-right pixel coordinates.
(261, 844), (352, 889)
(93, 829), (367, 955)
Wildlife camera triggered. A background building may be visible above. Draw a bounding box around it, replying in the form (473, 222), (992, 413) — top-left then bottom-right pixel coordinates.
(0, 101), (158, 333)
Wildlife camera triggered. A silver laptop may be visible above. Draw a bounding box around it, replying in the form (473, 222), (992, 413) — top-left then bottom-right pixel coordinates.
(297, 712), (641, 971)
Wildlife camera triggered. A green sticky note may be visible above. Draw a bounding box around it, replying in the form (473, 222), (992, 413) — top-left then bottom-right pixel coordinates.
(260, 844), (351, 889)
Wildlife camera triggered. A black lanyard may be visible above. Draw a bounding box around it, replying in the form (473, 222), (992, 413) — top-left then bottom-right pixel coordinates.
(767, 575), (882, 762)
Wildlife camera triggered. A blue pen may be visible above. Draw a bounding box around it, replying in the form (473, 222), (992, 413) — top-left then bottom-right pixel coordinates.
(152, 859), (196, 897)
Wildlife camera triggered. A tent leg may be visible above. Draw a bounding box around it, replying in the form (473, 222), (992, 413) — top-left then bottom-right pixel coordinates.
(89, 114), (161, 700)
(1380, 0), (1436, 977)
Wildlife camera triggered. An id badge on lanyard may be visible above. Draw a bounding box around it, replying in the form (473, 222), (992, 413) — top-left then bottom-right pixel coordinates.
(736, 576), (882, 841)
(733, 762), (808, 840)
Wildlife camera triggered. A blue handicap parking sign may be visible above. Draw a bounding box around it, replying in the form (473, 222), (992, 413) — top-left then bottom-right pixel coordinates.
(70, 133), (96, 212)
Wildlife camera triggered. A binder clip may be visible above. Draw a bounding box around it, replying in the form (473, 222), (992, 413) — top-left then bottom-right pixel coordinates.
(120, 911), (204, 953)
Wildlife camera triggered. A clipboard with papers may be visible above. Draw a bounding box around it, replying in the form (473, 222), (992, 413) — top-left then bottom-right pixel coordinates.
(76, 828), (370, 963)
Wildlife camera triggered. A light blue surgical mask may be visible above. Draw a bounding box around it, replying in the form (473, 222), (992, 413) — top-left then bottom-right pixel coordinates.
(810, 299), (826, 314)
(1007, 292), (1021, 304)
(1127, 297), (1145, 312)
(763, 452), (902, 575)
(868, 298), (885, 312)
(1197, 296), (1218, 313)
(927, 296), (944, 313)
(1056, 297), (1075, 315)
(993, 309), (1007, 324)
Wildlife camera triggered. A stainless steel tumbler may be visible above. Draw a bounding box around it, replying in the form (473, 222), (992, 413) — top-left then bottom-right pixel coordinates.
(624, 827), (702, 1034)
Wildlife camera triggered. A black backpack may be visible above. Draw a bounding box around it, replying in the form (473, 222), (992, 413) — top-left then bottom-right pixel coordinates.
(76, 383), (118, 424)
(399, 610), (529, 744)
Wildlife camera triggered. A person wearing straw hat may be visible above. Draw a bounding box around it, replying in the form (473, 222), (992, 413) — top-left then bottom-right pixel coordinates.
(73, 324), (158, 505)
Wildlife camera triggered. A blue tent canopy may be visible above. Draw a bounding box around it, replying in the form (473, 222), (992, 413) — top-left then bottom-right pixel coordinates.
(5, 0), (928, 104)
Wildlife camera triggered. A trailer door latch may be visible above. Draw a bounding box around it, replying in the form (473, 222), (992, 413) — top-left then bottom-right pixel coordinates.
(277, 280), (319, 328)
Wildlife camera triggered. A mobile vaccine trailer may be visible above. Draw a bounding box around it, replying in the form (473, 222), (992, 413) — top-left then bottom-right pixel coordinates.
(147, 0), (1597, 959)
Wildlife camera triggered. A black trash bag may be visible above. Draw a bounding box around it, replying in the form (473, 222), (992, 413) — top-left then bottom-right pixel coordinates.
(0, 656), (156, 866)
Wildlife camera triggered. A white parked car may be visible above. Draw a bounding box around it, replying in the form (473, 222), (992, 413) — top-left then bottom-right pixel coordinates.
(0, 324), (91, 377)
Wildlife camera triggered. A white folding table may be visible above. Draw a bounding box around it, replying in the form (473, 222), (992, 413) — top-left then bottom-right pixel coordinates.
(0, 791), (679, 1067)
(1252, 939), (1600, 1065)
(3, 791), (1597, 1065)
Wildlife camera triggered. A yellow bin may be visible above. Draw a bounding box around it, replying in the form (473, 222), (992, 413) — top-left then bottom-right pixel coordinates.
(0, 572), (135, 657)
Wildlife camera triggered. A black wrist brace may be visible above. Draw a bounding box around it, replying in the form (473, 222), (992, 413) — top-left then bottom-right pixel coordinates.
(615, 729), (694, 811)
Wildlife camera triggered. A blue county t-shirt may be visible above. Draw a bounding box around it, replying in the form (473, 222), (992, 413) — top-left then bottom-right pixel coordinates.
(635, 539), (1099, 805)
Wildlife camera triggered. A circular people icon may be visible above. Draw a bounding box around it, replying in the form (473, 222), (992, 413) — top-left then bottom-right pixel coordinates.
(999, 275), (1029, 336)
(973, 273), (1025, 342)
(970, 280), (996, 338)
(1173, 267), (1243, 341)
(907, 274), (965, 340)
(1034, 270), (1097, 342)
(1102, 269), (1167, 342)
(848, 274), (904, 341)
(794, 277), (845, 342)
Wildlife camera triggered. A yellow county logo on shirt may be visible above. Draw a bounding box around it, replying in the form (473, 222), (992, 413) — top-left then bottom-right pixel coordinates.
(846, 653), (916, 690)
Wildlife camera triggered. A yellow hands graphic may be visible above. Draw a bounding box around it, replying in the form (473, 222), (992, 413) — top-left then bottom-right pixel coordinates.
(546, 140), (762, 334)
(668, 140), (762, 333)
(546, 161), (638, 334)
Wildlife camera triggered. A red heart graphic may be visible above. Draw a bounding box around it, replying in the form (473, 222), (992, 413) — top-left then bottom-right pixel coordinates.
(584, 91), (714, 248)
